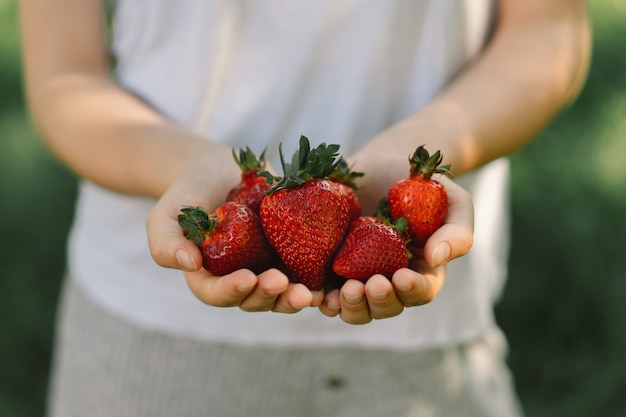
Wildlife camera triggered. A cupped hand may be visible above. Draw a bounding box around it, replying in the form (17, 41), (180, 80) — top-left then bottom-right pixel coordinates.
(147, 159), (323, 313)
(184, 267), (324, 313)
(319, 175), (474, 324)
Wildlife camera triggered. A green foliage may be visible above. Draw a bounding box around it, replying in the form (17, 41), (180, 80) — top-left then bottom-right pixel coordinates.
(1, 0), (626, 416)
(495, 1), (626, 415)
(0, 2), (77, 416)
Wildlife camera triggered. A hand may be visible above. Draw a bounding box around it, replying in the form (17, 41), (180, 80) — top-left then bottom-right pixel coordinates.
(147, 160), (324, 313)
(319, 176), (474, 324)
(183, 267), (324, 313)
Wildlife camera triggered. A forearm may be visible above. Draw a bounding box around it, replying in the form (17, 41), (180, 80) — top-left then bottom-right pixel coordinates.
(356, 0), (590, 183)
(425, 0), (590, 174)
(27, 71), (232, 197)
(20, 0), (235, 198)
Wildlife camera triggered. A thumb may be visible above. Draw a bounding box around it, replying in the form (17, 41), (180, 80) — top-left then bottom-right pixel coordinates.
(423, 176), (474, 267)
(147, 198), (203, 272)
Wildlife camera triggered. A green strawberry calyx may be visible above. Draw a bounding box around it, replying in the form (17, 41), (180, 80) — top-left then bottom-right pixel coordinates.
(375, 205), (414, 261)
(178, 206), (218, 246)
(232, 146), (267, 173)
(328, 158), (364, 190)
(260, 135), (343, 193)
(373, 197), (393, 222)
(390, 217), (416, 261)
(409, 145), (452, 179)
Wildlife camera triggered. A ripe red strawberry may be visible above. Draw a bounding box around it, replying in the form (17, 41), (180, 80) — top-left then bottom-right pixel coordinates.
(178, 202), (275, 275)
(347, 215), (380, 233)
(259, 136), (351, 290)
(329, 159), (363, 222)
(333, 218), (410, 281)
(387, 145), (451, 246)
(345, 196), (395, 233)
(225, 147), (270, 213)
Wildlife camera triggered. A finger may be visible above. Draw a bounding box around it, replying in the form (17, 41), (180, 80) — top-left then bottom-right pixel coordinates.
(147, 201), (204, 271)
(319, 289), (341, 317)
(339, 279), (371, 324)
(185, 268), (258, 307)
(423, 176), (474, 268)
(310, 289), (325, 308)
(146, 165), (225, 272)
(239, 269), (290, 312)
(364, 275), (404, 319)
(392, 265), (446, 307)
(272, 283), (316, 314)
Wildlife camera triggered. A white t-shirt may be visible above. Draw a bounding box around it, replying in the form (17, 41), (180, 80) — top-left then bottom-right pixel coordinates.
(69, 0), (510, 350)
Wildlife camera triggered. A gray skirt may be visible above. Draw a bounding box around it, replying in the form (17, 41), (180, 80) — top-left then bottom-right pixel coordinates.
(47, 277), (524, 417)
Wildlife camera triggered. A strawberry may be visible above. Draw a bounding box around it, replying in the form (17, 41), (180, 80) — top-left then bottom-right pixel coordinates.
(333, 218), (410, 281)
(347, 215), (380, 234)
(259, 136), (351, 291)
(225, 147), (270, 213)
(345, 197), (392, 233)
(328, 159), (363, 222)
(387, 145), (451, 246)
(178, 202), (275, 275)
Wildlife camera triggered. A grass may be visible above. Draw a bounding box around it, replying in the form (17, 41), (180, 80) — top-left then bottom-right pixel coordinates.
(1, 0), (626, 416)
(0, 2), (77, 415)
(496, 1), (626, 415)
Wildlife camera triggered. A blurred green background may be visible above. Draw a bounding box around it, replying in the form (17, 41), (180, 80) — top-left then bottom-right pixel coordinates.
(1, 0), (625, 416)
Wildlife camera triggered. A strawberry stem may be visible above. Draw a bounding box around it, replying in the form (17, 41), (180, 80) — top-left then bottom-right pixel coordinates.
(260, 135), (343, 193)
(328, 159), (364, 190)
(385, 215), (414, 260)
(178, 206), (217, 246)
(232, 146), (267, 172)
(374, 197), (392, 221)
(409, 145), (451, 179)
(393, 217), (409, 234)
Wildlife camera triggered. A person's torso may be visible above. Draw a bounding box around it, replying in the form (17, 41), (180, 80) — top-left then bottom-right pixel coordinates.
(69, 0), (509, 349)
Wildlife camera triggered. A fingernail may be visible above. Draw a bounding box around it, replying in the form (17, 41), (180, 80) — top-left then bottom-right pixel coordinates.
(344, 293), (363, 305)
(395, 281), (413, 293)
(369, 289), (388, 301)
(431, 242), (451, 266)
(327, 302), (340, 312)
(237, 282), (256, 293)
(176, 249), (197, 271)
